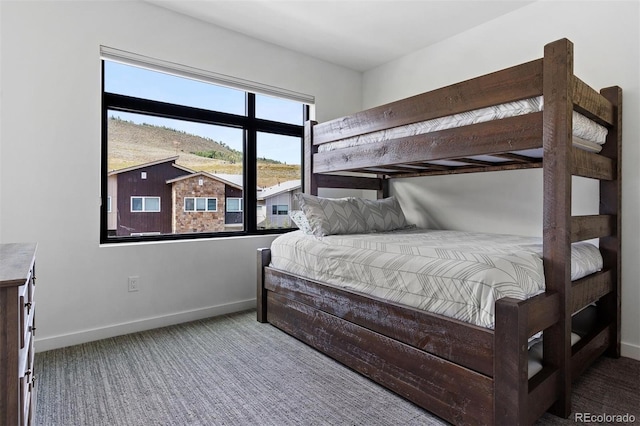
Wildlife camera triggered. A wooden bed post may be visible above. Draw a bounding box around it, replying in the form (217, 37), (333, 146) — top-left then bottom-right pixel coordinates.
(542, 38), (574, 418)
(378, 176), (389, 199)
(494, 297), (529, 425)
(304, 120), (318, 195)
(257, 248), (271, 323)
(599, 86), (622, 358)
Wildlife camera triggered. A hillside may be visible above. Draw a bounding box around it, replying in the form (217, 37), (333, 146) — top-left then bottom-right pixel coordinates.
(108, 117), (300, 187)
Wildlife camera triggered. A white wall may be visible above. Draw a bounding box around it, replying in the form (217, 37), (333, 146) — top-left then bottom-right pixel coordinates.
(0, 1), (361, 351)
(363, 1), (640, 359)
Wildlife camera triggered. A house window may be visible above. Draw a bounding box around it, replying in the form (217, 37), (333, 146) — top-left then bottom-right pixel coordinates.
(272, 205), (289, 215)
(101, 48), (312, 243)
(184, 197), (217, 212)
(227, 198), (243, 212)
(131, 196), (161, 212)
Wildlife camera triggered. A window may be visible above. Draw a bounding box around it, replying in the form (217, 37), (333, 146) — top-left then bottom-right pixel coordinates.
(227, 198), (243, 212)
(272, 205), (289, 215)
(131, 197), (161, 212)
(101, 48), (312, 243)
(184, 197), (217, 212)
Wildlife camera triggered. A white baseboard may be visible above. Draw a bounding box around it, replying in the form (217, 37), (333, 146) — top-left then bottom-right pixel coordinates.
(35, 299), (256, 352)
(36, 301), (640, 363)
(621, 341), (640, 361)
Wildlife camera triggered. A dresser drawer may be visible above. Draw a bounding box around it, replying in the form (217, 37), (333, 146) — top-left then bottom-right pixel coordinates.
(19, 267), (35, 350)
(20, 338), (35, 425)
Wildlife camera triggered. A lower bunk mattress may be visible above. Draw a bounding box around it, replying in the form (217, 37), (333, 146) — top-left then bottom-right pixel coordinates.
(269, 228), (603, 330)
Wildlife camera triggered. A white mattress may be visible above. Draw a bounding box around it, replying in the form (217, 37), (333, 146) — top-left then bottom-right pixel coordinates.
(318, 96), (608, 155)
(270, 228), (603, 330)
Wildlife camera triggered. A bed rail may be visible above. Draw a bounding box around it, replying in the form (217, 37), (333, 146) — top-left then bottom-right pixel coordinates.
(312, 59), (543, 146)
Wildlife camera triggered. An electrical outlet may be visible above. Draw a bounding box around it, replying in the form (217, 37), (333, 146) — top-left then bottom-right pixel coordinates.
(128, 276), (140, 292)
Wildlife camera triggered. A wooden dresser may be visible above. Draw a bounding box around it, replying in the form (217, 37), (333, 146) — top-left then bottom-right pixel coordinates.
(1, 243), (38, 426)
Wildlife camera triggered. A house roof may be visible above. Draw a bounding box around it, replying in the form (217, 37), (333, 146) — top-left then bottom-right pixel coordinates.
(257, 180), (301, 200)
(211, 174), (244, 188)
(107, 156), (183, 175)
(166, 171), (243, 190)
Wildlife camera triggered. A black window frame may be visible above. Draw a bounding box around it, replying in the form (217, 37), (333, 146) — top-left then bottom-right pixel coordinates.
(100, 61), (309, 244)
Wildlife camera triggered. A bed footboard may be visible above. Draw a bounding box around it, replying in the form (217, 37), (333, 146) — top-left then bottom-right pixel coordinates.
(495, 294), (562, 425)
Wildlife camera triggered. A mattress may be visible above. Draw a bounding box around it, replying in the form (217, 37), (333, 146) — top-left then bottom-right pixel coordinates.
(269, 228), (603, 330)
(318, 96), (608, 155)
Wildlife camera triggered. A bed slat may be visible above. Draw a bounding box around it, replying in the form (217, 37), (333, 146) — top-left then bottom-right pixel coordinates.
(572, 77), (615, 126)
(268, 292), (494, 425)
(571, 148), (615, 180)
(571, 270), (614, 313)
(570, 323), (611, 380)
(523, 292), (561, 338)
(571, 214), (615, 242)
(381, 161), (543, 179)
(314, 174), (383, 191)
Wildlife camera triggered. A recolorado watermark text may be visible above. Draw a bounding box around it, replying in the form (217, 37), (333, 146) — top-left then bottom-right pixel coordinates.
(574, 412), (636, 423)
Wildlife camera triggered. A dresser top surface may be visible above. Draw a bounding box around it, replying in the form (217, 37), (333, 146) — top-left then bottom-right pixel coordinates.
(0, 243), (37, 287)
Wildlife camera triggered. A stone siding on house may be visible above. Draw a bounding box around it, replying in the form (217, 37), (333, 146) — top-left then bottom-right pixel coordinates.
(172, 175), (226, 233)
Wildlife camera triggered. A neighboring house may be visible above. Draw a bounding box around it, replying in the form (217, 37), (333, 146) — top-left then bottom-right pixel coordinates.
(107, 157), (192, 236)
(257, 180), (301, 229)
(108, 157), (245, 236)
(166, 172), (243, 233)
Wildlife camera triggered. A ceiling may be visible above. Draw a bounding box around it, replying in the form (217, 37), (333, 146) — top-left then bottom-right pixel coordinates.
(146, 1), (535, 72)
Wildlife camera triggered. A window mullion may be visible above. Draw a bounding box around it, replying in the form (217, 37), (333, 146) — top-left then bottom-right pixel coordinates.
(245, 93), (258, 233)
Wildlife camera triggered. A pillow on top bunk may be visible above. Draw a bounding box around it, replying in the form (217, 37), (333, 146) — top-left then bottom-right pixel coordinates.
(357, 196), (410, 232)
(295, 193), (368, 237)
(289, 210), (313, 235)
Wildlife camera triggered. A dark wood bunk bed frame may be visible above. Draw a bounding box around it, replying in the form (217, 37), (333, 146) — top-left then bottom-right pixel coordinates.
(257, 38), (622, 425)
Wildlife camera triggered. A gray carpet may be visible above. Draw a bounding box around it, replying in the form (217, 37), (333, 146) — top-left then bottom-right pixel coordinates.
(35, 310), (639, 426)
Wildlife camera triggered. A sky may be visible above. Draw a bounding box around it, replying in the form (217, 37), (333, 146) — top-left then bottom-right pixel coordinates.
(104, 61), (303, 165)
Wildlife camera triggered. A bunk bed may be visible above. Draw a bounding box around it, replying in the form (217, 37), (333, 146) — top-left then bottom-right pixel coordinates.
(256, 38), (622, 425)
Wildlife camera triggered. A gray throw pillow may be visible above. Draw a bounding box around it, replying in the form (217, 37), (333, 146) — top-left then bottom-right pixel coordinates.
(296, 193), (368, 237)
(357, 196), (409, 232)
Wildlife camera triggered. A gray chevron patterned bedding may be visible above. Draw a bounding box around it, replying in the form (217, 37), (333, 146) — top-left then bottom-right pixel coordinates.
(318, 96), (608, 154)
(269, 228), (603, 330)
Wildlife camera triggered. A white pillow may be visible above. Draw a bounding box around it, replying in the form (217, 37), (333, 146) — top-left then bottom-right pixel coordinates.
(289, 210), (313, 235)
(295, 193), (368, 237)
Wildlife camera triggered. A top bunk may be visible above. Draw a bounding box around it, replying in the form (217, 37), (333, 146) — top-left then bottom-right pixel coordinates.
(304, 38), (621, 187)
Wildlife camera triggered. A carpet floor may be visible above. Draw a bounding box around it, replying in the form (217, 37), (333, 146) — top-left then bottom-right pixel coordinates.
(34, 310), (639, 425)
